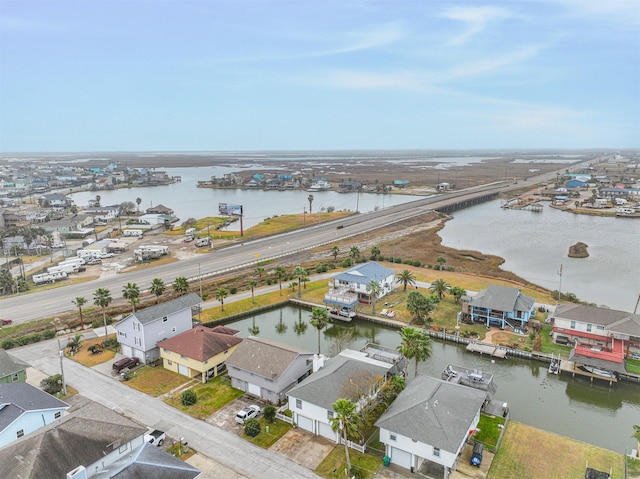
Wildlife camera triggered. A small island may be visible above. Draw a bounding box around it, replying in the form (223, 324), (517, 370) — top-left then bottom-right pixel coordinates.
(568, 242), (589, 258)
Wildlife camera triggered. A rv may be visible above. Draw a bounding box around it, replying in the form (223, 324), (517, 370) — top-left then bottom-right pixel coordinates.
(195, 237), (211, 247)
(77, 249), (103, 259)
(48, 263), (80, 274)
(60, 257), (85, 267)
(33, 271), (68, 285)
(138, 245), (169, 255)
(123, 229), (143, 237)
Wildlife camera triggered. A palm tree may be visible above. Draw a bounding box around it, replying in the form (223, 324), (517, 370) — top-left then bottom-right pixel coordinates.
(275, 310), (287, 334)
(330, 398), (359, 474)
(122, 282), (140, 312)
(93, 288), (112, 339)
(397, 326), (432, 378)
(331, 246), (340, 262)
(72, 296), (87, 329)
(450, 285), (466, 304)
(309, 307), (329, 355)
(293, 309), (307, 335)
(366, 279), (382, 315)
(135, 197), (142, 213)
(429, 278), (450, 300)
(396, 270), (416, 291)
(172, 276), (189, 296)
(370, 245), (380, 260)
(349, 246), (360, 263)
(255, 266), (265, 279)
(150, 278), (165, 304)
(95, 194), (101, 207)
(249, 280), (257, 303)
(633, 425), (640, 454)
(293, 266), (307, 299)
(216, 288), (228, 311)
(0, 269), (14, 295)
(307, 194), (314, 213)
(274, 266), (286, 296)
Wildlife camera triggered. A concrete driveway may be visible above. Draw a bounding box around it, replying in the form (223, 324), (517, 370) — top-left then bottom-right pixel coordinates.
(270, 428), (335, 470)
(206, 395), (265, 432)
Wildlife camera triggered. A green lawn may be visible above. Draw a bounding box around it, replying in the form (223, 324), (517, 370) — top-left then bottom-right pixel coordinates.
(625, 358), (640, 375)
(539, 324), (572, 356)
(164, 375), (243, 418)
(243, 418), (292, 448)
(474, 414), (506, 449)
(315, 447), (382, 479)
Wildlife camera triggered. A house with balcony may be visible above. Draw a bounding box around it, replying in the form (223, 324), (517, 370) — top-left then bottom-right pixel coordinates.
(461, 284), (535, 332)
(115, 293), (202, 363)
(551, 303), (640, 375)
(324, 262), (396, 311)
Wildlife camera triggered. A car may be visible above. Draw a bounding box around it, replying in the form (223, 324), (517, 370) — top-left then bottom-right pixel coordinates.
(52, 243), (65, 248)
(183, 236), (194, 243)
(112, 357), (140, 373)
(632, 352), (640, 360)
(235, 405), (261, 424)
(470, 442), (483, 467)
(144, 429), (166, 446)
(101, 252), (115, 258)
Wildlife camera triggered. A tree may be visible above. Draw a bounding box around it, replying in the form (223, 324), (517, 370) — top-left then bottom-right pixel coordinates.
(93, 288), (112, 339)
(309, 307), (329, 355)
(366, 279), (382, 315)
(95, 194), (101, 207)
(396, 270), (416, 291)
(120, 201), (136, 215)
(0, 269), (14, 296)
(450, 285), (466, 304)
(274, 266), (286, 296)
(429, 278), (450, 300)
(397, 326), (432, 378)
(406, 290), (436, 324)
(136, 197), (142, 212)
(307, 194), (314, 213)
(122, 282), (140, 312)
(349, 246), (360, 262)
(331, 246), (340, 262)
(370, 245), (380, 260)
(150, 278), (165, 304)
(216, 288), (228, 311)
(330, 398), (359, 474)
(293, 266), (307, 299)
(181, 389), (197, 406)
(255, 266), (265, 279)
(72, 296), (87, 329)
(173, 276), (190, 296)
(633, 425), (640, 454)
(249, 280), (257, 303)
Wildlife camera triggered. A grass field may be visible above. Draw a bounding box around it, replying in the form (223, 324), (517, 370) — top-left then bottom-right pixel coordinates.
(163, 375), (244, 418)
(126, 365), (189, 397)
(243, 418), (292, 448)
(315, 447), (382, 479)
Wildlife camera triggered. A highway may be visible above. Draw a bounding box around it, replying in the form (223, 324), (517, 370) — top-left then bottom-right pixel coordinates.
(0, 167), (567, 323)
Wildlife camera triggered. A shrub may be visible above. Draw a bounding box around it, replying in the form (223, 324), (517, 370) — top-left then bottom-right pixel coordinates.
(350, 464), (365, 479)
(91, 317), (113, 329)
(230, 287), (237, 294)
(1, 338), (17, 349)
(244, 418), (261, 437)
(41, 374), (63, 395)
(263, 405), (276, 423)
(340, 259), (352, 268)
(102, 337), (119, 349)
(181, 389), (197, 406)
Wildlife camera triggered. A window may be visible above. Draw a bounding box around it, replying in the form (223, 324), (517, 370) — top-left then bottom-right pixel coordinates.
(327, 411), (334, 420)
(55, 411), (61, 419)
(433, 447), (440, 457)
(162, 316), (168, 323)
(390, 434), (397, 441)
(597, 325), (604, 331)
(11, 373), (19, 382)
(118, 444), (128, 454)
(167, 360), (173, 366)
(570, 320), (576, 329)
(586, 324), (592, 332)
(296, 399), (302, 409)
(17, 429), (24, 438)
(171, 326), (177, 333)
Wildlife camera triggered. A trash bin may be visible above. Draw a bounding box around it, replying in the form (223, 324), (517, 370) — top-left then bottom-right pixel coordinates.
(383, 456), (390, 467)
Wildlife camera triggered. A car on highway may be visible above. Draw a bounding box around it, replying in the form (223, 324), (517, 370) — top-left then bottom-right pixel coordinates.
(235, 405), (261, 424)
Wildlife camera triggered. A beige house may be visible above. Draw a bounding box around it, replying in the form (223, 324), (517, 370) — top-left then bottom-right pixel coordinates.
(158, 325), (242, 383)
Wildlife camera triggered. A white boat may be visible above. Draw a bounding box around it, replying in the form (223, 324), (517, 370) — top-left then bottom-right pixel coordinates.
(328, 307), (356, 322)
(581, 365), (616, 379)
(307, 180), (332, 191)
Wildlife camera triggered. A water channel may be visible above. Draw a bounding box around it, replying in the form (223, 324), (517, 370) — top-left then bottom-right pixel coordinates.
(221, 305), (640, 454)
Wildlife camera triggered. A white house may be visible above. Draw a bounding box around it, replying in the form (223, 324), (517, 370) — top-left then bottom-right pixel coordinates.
(324, 262), (396, 310)
(287, 347), (403, 441)
(375, 375), (487, 478)
(115, 293), (202, 363)
(0, 383), (69, 448)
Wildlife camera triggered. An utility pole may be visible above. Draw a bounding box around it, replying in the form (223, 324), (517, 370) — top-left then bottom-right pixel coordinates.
(58, 339), (67, 396)
(557, 264), (563, 301)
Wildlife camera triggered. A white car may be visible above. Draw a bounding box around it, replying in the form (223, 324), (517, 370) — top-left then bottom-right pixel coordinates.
(101, 252), (115, 258)
(235, 405), (261, 424)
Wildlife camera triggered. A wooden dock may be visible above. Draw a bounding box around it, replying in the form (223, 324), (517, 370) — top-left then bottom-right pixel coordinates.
(559, 359), (617, 384)
(466, 342), (508, 359)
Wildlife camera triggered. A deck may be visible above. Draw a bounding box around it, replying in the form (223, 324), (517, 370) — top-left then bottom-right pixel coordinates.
(466, 342), (508, 359)
(559, 359), (617, 384)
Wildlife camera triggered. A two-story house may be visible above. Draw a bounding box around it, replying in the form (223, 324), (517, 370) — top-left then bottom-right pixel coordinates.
(115, 293), (202, 363)
(0, 350), (29, 384)
(376, 374), (487, 478)
(158, 325), (243, 383)
(461, 284), (535, 332)
(226, 336), (314, 404)
(324, 262), (397, 312)
(0, 383), (69, 448)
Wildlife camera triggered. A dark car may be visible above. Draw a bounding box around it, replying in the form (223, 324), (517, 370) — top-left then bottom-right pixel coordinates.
(112, 357), (140, 373)
(470, 442), (483, 467)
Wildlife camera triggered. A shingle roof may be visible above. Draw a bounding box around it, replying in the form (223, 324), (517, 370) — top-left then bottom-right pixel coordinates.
(127, 292), (202, 325)
(108, 442), (201, 479)
(0, 350), (30, 379)
(226, 337), (313, 380)
(211, 325), (240, 335)
(0, 383), (69, 431)
(553, 304), (640, 335)
(157, 326), (243, 361)
(332, 261), (396, 286)
(469, 284), (535, 313)
(375, 375), (486, 453)
(287, 353), (393, 410)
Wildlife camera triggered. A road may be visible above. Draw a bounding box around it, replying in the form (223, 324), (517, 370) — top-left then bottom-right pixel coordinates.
(0, 165), (571, 323)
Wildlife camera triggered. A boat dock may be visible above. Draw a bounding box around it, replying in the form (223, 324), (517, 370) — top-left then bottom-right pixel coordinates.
(501, 198), (543, 212)
(466, 342), (508, 359)
(558, 359), (618, 385)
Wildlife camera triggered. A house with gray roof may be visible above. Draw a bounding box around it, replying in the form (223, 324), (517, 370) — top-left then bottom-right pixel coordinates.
(0, 383), (69, 448)
(324, 261), (396, 310)
(375, 375), (487, 477)
(226, 336), (314, 404)
(287, 348), (402, 441)
(115, 293), (202, 363)
(0, 350), (30, 384)
(461, 284), (535, 331)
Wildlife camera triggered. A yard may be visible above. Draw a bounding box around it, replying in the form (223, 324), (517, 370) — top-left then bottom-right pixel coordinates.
(474, 414), (506, 450)
(315, 446), (383, 479)
(66, 335), (117, 367)
(243, 417), (293, 448)
(163, 375), (244, 418)
(125, 364), (189, 397)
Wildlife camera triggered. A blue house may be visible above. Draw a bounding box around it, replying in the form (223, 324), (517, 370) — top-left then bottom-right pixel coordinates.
(324, 262), (396, 310)
(462, 284), (535, 331)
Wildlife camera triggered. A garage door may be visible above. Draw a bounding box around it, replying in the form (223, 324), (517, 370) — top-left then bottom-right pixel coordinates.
(247, 382), (261, 397)
(178, 364), (189, 377)
(390, 446), (412, 469)
(296, 415), (313, 433)
(318, 421), (335, 440)
(121, 345), (133, 358)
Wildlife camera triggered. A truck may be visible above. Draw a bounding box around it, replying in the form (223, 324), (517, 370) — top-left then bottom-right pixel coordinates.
(144, 429), (166, 446)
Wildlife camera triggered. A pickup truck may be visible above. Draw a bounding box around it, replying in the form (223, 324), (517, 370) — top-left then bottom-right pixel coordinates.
(144, 429), (166, 446)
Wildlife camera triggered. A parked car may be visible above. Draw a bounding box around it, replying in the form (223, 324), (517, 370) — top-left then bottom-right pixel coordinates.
(1, 319), (13, 326)
(112, 357), (140, 373)
(101, 252), (115, 258)
(144, 429), (166, 446)
(470, 442), (483, 467)
(235, 405), (261, 424)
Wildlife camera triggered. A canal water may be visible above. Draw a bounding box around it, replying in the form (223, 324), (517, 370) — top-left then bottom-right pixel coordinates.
(222, 305), (640, 454)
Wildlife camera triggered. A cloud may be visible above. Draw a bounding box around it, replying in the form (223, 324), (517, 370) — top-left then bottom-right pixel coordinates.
(545, 0), (639, 27)
(444, 43), (547, 79)
(440, 6), (511, 45)
(322, 70), (424, 90)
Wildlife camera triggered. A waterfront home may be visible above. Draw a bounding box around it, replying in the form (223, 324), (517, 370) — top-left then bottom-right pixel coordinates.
(82, 204), (120, 222)
(38, 193), (71, 207)
(0, 350), (29, 384)
(551, 303), (639, 374)
(226, 337), (313, 404)
(115, 293), (202, 363)
(158, 326), (242, 383)
(324, 261), (396, 311)
(375, 374), (486, 478)
(287, 347), (403, 441)
(461, 284), (535, 331)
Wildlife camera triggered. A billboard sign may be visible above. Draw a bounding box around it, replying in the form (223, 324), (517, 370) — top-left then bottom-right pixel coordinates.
(218, 203), (242, 216)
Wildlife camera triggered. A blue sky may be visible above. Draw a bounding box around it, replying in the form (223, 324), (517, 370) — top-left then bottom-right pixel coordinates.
(0, 0), (638, 152)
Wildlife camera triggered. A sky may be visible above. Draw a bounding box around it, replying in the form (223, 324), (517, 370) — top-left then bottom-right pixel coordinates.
(0, 0), (638, 152)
